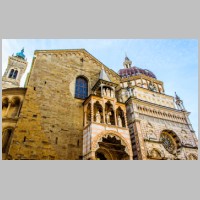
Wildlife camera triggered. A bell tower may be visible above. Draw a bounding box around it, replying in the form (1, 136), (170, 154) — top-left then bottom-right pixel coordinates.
(2, 48), (28, 89)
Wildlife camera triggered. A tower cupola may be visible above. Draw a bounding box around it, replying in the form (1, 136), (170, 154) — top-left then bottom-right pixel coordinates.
(123, 55), (132, 69)
(16, 48), (26, 60)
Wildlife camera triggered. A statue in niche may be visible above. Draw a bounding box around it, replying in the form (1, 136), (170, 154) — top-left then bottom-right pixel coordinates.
(106, 111), (112, 124)
(103, 88), (106, 96)
(106, 88), (110, 97)
(95, 111), (101, 123)
(111, 90), (114, 98)
(118, 115), (122, 127)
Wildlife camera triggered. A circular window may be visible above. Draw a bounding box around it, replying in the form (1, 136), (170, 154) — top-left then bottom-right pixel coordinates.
(160, 133), (176, 154)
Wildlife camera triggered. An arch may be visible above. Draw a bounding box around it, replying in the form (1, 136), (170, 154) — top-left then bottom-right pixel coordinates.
(2, 97), (9, 117)
(163, 112), (167, 117)
(91, 130), (133, 159)
(75, 76), (88, 99)
(2, 127), (14, 154)
(13, 70), (18, 79)
(148, 148), (163, 160)
(95, 147), (114, 160)
(8, 69), (14, 78)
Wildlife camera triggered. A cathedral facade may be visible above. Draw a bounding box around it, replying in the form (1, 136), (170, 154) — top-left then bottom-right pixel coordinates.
(2, 48), (198, 160)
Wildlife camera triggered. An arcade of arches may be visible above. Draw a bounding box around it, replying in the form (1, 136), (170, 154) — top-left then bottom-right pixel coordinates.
(2, 88), (26, 159)
(84, 99), (127, 128)
(2, 96), (22, 118)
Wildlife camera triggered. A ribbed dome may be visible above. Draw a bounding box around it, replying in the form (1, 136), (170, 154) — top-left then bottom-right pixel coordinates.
(118, 66), (157, 79)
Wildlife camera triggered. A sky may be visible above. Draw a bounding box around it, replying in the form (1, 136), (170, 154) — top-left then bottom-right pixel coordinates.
(2, 39), (198, 136)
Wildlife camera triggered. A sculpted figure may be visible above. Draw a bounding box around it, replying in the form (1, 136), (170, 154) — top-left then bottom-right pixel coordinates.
(103, 88), (106, 96)
(118, 115), (122, 127)
(106, 112), (112, 124)
(111, 90), (114, 98)
(96, 111), (101, 123)
(106, 88), (110, 97)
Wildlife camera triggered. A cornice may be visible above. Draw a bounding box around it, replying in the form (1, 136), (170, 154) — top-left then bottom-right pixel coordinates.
(126, 97), (189, 114)
(131, 86), (173, 99)
(9, 56), (28, 64)
(2, 87), (27, 95)
(92, 79), (118, 91)
(2, 117), (18, 123)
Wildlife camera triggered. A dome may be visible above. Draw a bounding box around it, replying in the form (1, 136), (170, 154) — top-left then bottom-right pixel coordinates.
(16, 48), (26, 60)
(118, 66), (157, 79)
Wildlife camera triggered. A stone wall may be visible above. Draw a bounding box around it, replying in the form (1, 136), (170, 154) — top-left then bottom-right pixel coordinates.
(8, 50), (120, 160)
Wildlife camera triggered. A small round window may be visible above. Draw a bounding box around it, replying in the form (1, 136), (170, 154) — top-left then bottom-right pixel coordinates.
(160, 132), (176, 154)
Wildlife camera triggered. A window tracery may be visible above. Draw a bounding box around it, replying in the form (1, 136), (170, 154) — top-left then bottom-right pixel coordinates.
(160, 132), (176, 154)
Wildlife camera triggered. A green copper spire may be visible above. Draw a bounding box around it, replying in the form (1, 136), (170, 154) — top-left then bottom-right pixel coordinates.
(16, 48), (26, 59)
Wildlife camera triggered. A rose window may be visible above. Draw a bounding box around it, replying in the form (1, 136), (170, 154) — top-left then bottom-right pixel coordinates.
(161, 133), (176, 154)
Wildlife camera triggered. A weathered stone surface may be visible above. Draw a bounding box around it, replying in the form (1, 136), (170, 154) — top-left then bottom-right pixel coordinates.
(5, 49), (120, 160)
(2, 49), (198, 160)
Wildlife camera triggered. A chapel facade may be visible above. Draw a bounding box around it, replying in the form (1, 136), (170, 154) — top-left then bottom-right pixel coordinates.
(2, 49), (198, 160)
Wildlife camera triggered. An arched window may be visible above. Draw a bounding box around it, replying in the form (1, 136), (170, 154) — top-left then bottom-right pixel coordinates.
(8, 69), (18, 79)
(8, 69), (14, 78)
(13, 70), (18, 79)
(75, 77), (88, 99)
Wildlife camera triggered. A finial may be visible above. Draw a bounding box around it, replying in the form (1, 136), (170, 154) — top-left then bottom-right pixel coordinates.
(175, 92), (180, 100)
(16, 47), (26, 59)
(125, 52), (129, 60)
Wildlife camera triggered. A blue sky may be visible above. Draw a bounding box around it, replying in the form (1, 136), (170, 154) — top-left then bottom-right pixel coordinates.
(2, 39), (198, 136)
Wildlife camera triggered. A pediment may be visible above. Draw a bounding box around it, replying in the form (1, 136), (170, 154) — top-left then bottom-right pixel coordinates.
(34, 49), (120, 82)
